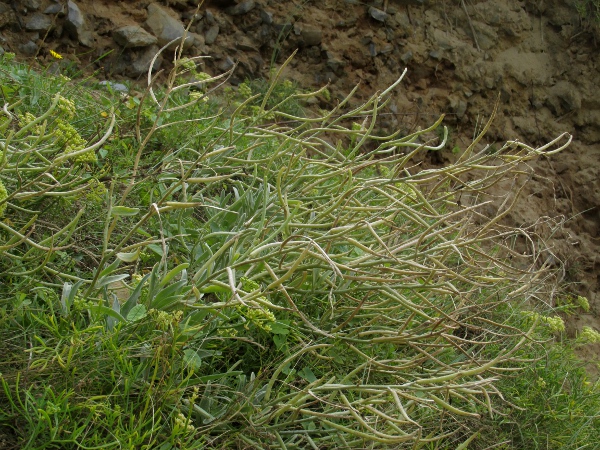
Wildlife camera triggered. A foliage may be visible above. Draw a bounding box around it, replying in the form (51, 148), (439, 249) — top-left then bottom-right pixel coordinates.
(0, 46), (598, 449)
(575, 0), (600, 24)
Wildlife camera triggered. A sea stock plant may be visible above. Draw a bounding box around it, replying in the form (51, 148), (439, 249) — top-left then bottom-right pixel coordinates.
(0, 43), (598, 449)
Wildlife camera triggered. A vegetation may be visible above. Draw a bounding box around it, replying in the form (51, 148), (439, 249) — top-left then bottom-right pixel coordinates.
(0, 45), (598, 449)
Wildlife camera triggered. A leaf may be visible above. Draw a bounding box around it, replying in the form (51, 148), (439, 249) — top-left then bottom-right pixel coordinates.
(110, 206), (140, 217)
(183, 349), (203, 370)
(197, 372), (243, 382)
(150, 280), (187, 310)
(298, 367), (317, 383)
(273, 333), (287, 350)
(116, 249), (140, 262)
(98, 259), (120, 279)
(270, 320), (290, 335)
(148, 243), (164, 257)
(96, 274), (129, 289)
(126, 304), (147, 322)
(87, 304), (125, 323)
(159, 263), (189, 288)
(60, 282), (73, 316)
(121, 272), (151, 317)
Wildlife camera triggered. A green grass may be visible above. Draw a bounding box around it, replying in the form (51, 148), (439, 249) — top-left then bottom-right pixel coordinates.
(0, 49), (598, 449)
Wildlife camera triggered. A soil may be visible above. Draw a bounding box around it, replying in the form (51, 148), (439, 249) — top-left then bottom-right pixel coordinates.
(2, 0), (599, 370)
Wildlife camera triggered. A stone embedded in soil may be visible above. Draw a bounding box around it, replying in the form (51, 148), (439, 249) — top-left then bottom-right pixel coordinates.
(226, 0), (255, 16)
(129, 44), (163, 77)
(65, 0), (93, 47)
(205, 24), (219, 44)
(547, 81), (582, 116)
(22, 0), (41, 10)
(44, 3), (64, 15)
(368, 7), (388, 22)
(25, 12), (52, 32)
(145, 3), (194, 50)
(0, 3), (16, 29)
(260, 9), (273, 25)
(300, 28), (322, 47)
(98, 80), (129, 92)
(18, 40), (38, 56)
(113, 25), (157, 48)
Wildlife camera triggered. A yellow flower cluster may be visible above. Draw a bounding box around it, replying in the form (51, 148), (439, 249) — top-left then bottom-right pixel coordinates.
(0, 178), (8, 217)
(576, 295), (590, 312)
(523, 311), (565, 334)
(55, 120), (95, 163)
(176, 57), (197, 72)
(238, 277), (276, 332)
(173, 411), (195, 433)
(85, 178), (107, 203)
(150, 308), (183, 329)
(237, 82), (252, 98)
(543, 315), (566, 333)
(17, 112), (44, 135)
(189, 91), (209, 102)
(57, 95), (76, 119)
(580, 326), (600, 344)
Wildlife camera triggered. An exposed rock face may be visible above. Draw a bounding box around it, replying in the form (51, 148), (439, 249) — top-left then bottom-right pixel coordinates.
(113, 25), (157, 48)
(25, 12), (52, 31)
(145, 3), (194, 50)
(64, 0), (93, 47)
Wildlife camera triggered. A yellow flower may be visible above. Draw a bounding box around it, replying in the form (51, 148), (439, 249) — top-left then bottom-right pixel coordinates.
(50, 50), (63, 59)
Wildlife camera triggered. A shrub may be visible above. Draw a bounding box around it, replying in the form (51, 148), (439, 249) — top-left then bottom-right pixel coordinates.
(1, 45), (596, 449)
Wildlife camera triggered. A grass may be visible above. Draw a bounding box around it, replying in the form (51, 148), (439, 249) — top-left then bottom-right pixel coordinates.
(0, 46), (599, 449)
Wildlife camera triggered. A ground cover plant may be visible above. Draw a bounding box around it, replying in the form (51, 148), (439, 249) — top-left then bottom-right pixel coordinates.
(0, 45), (599, 449)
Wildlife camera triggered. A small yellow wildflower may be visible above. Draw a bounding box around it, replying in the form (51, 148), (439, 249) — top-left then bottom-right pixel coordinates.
(49, 50), (63, 59)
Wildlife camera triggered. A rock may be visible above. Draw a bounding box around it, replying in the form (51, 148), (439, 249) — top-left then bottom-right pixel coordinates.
(0, 2), (16, 29)
(369, 6), (388, 22)
(129, 44), (163, 77)
(65, 1), (93, 47)
(204, 10), (215, 25)
(226, 0), (255, 15)
(19, 40), (38, 56)
(25, 12), (52, 31)
(99, 80), (129, 93)
(380, 43), (393, 54)
(401, 50), (413, 64)
(236, 36), (258, 52)
(205, 24), (219, 44)
(113, 25), (157, 48)
(301, 28), (322, 46)
(448, 95), (467, 119)
(260, 9), (273, 24)
(368, 43), (377, 56)
(217, 56), (235, 72)
(43, 3), (64, 14)
(22, 0), (40, 10)
(326, 52), (346, 75)
(547, 81), (581, 116)
(145, 3), (193, 50)
(470, 20), (498, 50)
(429, 50), (442, 60)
